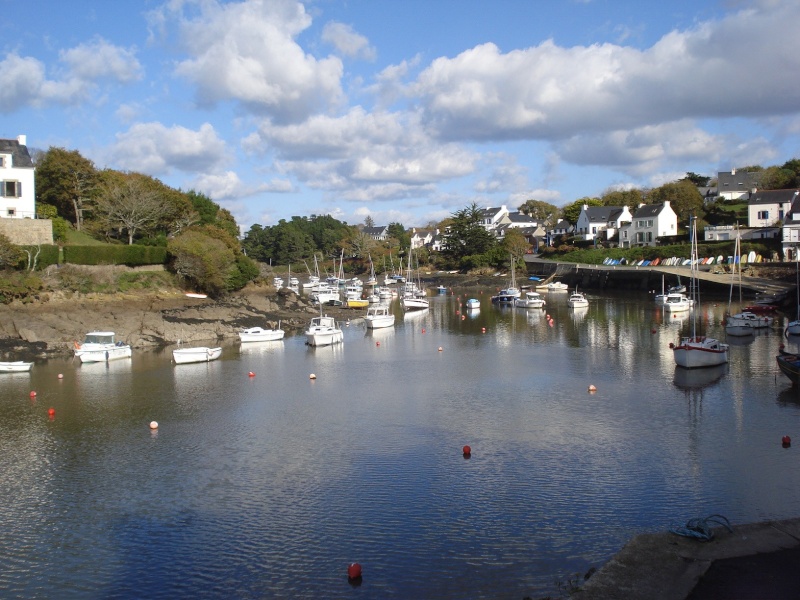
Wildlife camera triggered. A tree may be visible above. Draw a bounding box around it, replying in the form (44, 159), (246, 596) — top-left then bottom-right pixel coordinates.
(344, 230), (376, 259)
(0, 233), (23, 268)
(363, 215), (375, 228)
(682, 172), (711, 187)
(440, 202), (497, 265)
(168, 229), (236, 296)
(387, 222), (410, 249)
(562, 197), (602, 224)
(502, 228), (530, 261)
(35, 147), (99, 230)
(517, 199), (560, 225)
(648, 180), (704, 224)
(601, 188), (645, 207)
(758, 166), (796, 190)
(94, 175), (173, 244)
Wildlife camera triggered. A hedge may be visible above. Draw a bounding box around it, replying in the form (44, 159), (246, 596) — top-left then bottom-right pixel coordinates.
(63, 245), (168, 266)
(17, 244), (60, 270)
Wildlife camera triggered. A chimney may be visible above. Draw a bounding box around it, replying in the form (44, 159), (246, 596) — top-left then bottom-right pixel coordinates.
(663, 200), (670, 208)
(731, 167), (736, 175)
(17, 134), (26, 146)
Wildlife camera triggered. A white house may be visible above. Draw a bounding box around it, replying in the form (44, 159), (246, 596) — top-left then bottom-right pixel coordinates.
(617, 201), (678, 248)
(410, 228), (437, 249)
(748, 189), (797, 228)
(781, 193), (800, 260)
(575, 204), (632, 242)
(0, 135), (35, 218)
(478, 205), (510, 231)
(363, 225), (389, 241)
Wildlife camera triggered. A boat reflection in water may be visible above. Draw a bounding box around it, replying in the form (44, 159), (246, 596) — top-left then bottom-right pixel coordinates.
(238, 340), (286, 355)
(673, 363), (728, 390)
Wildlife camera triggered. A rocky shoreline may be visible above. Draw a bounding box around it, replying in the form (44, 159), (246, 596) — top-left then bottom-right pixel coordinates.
(0, 274), (499, 360)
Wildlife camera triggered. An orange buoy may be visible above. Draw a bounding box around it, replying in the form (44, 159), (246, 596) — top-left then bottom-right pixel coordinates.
(376, 341), (380, 346)
(422, 328), (426, 333)
(462, 445), (471, 457)
(30, 391), (37, 398)
(461, 315), (465, 320)
(782, 435), (791, 447)
(309, 373), (317, 380)
(149, 421), (158, 430)
(588, 384), (597, 393)
(347, 563), (362, 580)
(58, 373), (64, 379)
(47, 408), (55, 416)
(248, 371), (255, 377)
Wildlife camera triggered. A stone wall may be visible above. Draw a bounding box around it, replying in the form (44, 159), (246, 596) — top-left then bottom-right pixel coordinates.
(0, 218), (53, 245)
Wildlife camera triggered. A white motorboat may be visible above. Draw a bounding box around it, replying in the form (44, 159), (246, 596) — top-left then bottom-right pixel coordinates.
(514, 291), (545, 309)
(546, 281), (569, 292)
(465, 298), (481, 310)
(672, 216), (728, 369)
(567, 290), (589, 308)
(0, 361), (33, 373)
(239, 325), (285, 342)
(74, 331), (132, 363)
(364, 306), (395, 329)
(663, 293), (693, 312)
(401, 296), (430, 311)
(173, 346), (222, 364)
(305, 315), (344, 346)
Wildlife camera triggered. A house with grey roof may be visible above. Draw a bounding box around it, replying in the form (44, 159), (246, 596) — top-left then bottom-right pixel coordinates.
(410, 228), (437, 249)
(717, 169), (759, 201)
(505, 211), (537, 228)
(546, 219), (573, 245)
(748, 189), (797, 228)
(781, 192), (800, 260)
(478, 205), (510, 231)
(363, 225), (389, 241)
(575, 204), (632, 243)
(0, 135), (35, 219)
(617, 201), (678, 248)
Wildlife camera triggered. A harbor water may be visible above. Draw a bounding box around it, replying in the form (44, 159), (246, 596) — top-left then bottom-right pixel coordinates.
(2, 288), (800, 599)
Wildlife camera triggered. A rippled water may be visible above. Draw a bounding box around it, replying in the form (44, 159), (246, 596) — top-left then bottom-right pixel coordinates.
(2, 289), (800, 599)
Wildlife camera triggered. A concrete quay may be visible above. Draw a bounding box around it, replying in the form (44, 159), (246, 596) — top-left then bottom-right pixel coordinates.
(579, 517), (800, 600)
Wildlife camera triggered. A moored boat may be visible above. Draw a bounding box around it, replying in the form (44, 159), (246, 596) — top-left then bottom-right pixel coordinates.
(0, 361), (34, 373)
(664, 293), (693, 312)
(465, 298), (481, 310)
(364, 305), (395, 329)
(566, 290), (589, 308)
(173, 346), (222, 364)
(515, 291), (545, 308)
(776, 348), (800, 385)
(74, 331), (132, 363)
(305, 315), (344, 346)
(239, 325), (285, 343)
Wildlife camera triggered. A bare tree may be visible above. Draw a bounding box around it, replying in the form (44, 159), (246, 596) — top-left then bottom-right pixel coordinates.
(95, 178), (172, 244)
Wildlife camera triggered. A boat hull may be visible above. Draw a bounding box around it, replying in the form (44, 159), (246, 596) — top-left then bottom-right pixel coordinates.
(239, 328), (285, 343)
(401, 297), (429, 311)
(173, 347), (222, 364)
(0, 361), (33, 372)
(777, 350), (800, 385)
(77, 345), (132, 363)
(673, 338), (729, 368)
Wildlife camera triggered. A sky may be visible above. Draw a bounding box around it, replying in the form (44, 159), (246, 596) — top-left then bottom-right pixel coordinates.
(2, 0), (799, 232)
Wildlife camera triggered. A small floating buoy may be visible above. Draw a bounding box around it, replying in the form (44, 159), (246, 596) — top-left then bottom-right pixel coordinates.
(651, 328), (657, 334)
(30, 391), (37, 398)
(782, 435), (791, 447)
(461, 315), (465, 320)
(546, 314), (550, 319)
(462, 445), (471, 457)
(58, 373), (63, 379)
(456, 310), (460, 315)
(376, 341), (380, 346)
(421, 328), (425, 333)
(47, 408), (55, 416)
(347, 563), (362, 580)
(481, 327), (486, 333)
(149, 421), (158, 430)
(438, 346), (443, 352)
(309, 373), (317, 380)
(248, 371), (255, 377)
(588, 384), (597, 393)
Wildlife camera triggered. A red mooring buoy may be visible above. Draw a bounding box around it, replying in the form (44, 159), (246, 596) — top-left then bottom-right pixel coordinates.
(462, 445), (471, 457)
(782, 435), (791, 447)
(248, 371), (255, 377)
(30, 391), (37, 398)
(47, 408), (55, 416)
(347, 563), (362, 580)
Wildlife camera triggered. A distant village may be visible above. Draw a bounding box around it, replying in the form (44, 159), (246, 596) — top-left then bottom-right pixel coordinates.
(2, 132), (800, 262)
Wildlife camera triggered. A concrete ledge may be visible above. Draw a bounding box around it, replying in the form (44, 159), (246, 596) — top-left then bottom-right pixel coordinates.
(579, 518), (800, 600)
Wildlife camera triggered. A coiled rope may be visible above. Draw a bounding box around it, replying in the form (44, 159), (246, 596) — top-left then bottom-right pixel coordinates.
(669, 514), (733, 541)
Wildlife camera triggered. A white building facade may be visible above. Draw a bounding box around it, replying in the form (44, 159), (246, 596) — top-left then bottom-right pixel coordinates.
(0, 135), (35, 219)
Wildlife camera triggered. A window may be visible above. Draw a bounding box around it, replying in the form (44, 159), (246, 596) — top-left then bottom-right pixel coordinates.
(0, 157), (4, 167)
(646, 232), (653, 242)
(647, 219), (654, 227)
(7, 208), (15, 216)
(757, 210), (769, 220)
(1, 181), (21, 197)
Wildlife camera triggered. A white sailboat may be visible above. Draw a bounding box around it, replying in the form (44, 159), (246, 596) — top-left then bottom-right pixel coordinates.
(671, 216), (729, 369)
(491, 254), (521, 303)
(400, 248), (429, 311)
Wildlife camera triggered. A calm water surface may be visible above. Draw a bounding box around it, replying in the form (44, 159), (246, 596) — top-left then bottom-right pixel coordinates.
(2, 288), (800, 599)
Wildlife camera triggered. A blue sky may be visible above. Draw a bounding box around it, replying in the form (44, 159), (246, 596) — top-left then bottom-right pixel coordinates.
(2, 0), (799, 231)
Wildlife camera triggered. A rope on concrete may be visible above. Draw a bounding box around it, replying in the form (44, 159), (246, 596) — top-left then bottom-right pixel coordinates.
(669, 514), (733, 541)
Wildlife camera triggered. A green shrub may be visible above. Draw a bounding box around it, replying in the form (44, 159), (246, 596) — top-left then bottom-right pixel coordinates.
(64, 244), (167, 266)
